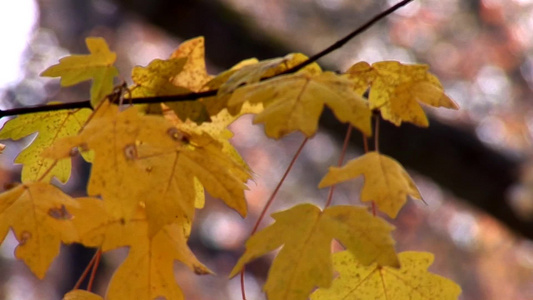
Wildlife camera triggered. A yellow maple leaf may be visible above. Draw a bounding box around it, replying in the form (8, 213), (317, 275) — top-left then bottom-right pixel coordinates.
(230, 203), (398, 300)
(319, 151), (421, 218)
(130, 57), (212, 123)
(0, 182), (78, 278)
(345, 61), (458, 126)
(41, 37), (118, 106)
(45, 101), (250, 235)
(311, 251), (461, 300)
(228, 70), (372, 139)
(68, 198), (211, 300)
(0, 107), (91, 183)
(63, 290), (103, 300)
(202, 58), (262, 117)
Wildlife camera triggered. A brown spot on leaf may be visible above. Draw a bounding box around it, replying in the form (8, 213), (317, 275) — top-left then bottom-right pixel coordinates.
(19, 231), (31, 245)
(123, 144), (137, 160)
(193, 265), (210, 275)
(167, 127), (189, 143)
(48, 204), (72, 220)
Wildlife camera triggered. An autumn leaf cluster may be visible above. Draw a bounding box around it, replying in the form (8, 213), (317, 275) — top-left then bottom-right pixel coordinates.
(0, 36), (461, 300)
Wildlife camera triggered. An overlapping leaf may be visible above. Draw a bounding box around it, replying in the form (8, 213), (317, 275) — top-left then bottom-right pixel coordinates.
(311, 251), (461, 300)
(230, 203), (398, 300)
(45, 101), (250, 235)
(0, 182), (78, 278)
(69, 198), (211, 300)
(228, 71), (372, 139)
(345, 61), (458, 126)
(219, 53), (312, 96)
(0, 108), (91, 183)
(41, 37), (118, 106)
(131, 57), (188, 98)
(319, 151), (421, 218)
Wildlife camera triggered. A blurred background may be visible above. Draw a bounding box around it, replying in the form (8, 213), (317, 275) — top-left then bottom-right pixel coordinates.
(0, 0), (533, 299)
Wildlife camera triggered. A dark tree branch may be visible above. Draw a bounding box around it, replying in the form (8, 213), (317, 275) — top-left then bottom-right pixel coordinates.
(0, 0), (411, 119)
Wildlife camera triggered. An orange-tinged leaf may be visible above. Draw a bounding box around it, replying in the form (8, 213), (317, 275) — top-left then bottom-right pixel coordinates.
(68, 198), (211, 300)
(41, 37), (118, 106)
(45, 101), (250, 235)
(170, 37), (212, 92)
(0, 182), (78, 278)
(0, 107), (91, 183)
(311, 251), (461, 300)
(130, 57), (211, 123)
(319, 151), (421, 218)
(345, 61), (458, 126)
(228, 71), (372, 139)
(63, 290), (103, 300)
(230, 203), (398, 300)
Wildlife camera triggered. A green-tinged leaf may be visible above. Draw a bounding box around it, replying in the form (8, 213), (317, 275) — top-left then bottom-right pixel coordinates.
(0, 107), (91, 183)
(41, 37), (118, 106)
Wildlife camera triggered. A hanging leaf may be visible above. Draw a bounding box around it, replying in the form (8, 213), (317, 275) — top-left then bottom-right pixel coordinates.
(319, 151), (422, 218)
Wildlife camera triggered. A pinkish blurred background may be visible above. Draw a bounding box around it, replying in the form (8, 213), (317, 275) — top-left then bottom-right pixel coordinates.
(0, 0), (533, 299)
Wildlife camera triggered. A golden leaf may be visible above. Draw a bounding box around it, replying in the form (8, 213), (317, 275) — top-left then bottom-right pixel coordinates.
(228, 71), (372, 139)
(45, 101), (250, 235)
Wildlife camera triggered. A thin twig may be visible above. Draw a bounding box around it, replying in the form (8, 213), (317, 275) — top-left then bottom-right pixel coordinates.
(324, 124), (353, 209)
(0, 0), (413, 119)
(374, 116), (380, 152)
(240, 137), (309, 299)
(73, 251), (98, 290)
(280, 0), (414, 75)
(87, 250), (102, 292)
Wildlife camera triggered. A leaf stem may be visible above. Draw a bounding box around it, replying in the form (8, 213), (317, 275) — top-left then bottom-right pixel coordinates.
(0, 0), (413, 118)
(87, 249), (102, 292)
(374, 115), (380, 152)
(362, 133), (369, 153)
(324, 124), (353, 209)
(73, 250), (98, 290)
(240, 136), (309, 300)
